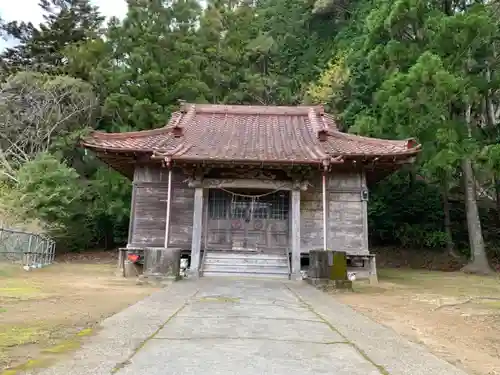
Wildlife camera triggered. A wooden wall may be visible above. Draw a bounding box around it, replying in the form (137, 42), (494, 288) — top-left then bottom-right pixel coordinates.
(128, 165), (194, 248)
(300, 170), (369, 255)
(127, 164), (368, 256)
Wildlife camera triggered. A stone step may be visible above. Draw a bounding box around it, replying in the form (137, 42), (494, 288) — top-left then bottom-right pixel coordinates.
(203, 264), (289, 273)
(204, 252), (288, 260)
(204, 257), (289, 266)
(201, 250), (290, 279)
(202, 270), (290, 279)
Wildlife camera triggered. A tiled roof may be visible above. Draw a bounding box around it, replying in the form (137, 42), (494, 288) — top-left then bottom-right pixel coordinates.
(82, 103), (420, 165)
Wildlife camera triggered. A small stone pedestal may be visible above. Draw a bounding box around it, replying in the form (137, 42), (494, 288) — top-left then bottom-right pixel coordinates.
(142, 247), (181, 284)
(119, 248), (144, 278)
(307, 250), (352, 291)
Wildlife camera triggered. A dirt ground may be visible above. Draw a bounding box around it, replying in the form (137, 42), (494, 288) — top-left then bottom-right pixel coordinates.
(335, 268), (500, 375)
(0, 255), (159, 374)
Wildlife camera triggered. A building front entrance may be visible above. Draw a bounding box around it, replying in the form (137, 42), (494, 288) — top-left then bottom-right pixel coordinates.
(205, 189), (290, 254)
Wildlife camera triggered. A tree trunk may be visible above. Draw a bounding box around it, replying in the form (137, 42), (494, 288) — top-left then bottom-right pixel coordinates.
(461, 158), (492, 274)
(494, 177), (500, 240)
(441, 182), (459, 258)
(461, 104), (493, 274)
(496, 177), (500, 223)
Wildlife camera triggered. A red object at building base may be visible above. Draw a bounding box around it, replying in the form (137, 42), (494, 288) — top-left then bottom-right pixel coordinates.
(127, 254), (140, 263)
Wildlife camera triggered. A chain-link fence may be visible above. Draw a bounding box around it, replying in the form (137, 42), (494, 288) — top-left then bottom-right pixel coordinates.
(0, 227), (56, 267)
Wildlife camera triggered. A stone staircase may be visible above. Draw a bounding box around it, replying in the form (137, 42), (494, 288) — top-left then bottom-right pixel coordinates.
(201, 251), (290, 279)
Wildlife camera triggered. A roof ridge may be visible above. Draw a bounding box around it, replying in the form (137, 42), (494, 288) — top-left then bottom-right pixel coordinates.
(308, 108), (326, 134)
(184, 103), (325, 116)
(87, 127), (169, 140)
(327, 130), (418, 148)
(322, 113), (337, 130)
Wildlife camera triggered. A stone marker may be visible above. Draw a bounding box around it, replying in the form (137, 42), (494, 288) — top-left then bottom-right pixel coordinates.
(143, 247), (181, 283)
(308, 250), (330, 280)
(307, 250), (352, 291)
(327, 251), (352, 290)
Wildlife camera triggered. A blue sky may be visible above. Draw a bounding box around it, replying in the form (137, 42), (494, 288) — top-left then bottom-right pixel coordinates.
(0, 0), (127, 50)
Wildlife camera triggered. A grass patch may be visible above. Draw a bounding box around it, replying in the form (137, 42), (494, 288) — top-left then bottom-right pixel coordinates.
(350, 282), (388, 294)
(0, 261), (157, 373)
(343, 268), (500, 315)
(0, 265), (17, 278)
(0, 270), (12, 278)
(377, 268), (500, 296)
(76, 328), (93, 337)
(479, 300), (500, 309)
(378, 268), (441, 284)
(63, 264), (115, 274)
(0, 287), (41, 300)
(337, 267), (500, 375)
(1, 326), (96, 373)
(0, 358), (53, 375)
(0, 326), (49, 348)
(42, 340), (81, 354)
(347, 268), (500, 302)
(0, 277), (42, 300)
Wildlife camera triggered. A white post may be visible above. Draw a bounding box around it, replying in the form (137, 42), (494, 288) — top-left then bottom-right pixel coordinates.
(361, 169), (369, 252)
(322, 172), (327, 251)
(291, 189), (301, 279)
(164, 169), (172, 248)
(190, 187), (204, 276)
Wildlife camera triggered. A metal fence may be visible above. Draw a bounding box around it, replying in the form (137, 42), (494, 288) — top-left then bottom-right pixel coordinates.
(0, 227), (56, 267)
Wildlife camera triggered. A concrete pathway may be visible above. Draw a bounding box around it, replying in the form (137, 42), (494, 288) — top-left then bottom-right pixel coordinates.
(31, 278), (469, 375)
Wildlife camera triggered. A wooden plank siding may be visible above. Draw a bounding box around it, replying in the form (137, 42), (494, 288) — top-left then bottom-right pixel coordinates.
(127, 165), (369, 256)
(300, 171), (369, 255)
(128, 166), (194, 249)
(130, 184), (168, 246)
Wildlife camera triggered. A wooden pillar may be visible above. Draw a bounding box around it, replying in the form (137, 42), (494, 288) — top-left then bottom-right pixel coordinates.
(291, 189), (301, 279)
(117, 248), (125, 276)
(126, 185), (137, 246)
(322, 172), (328, 250)
(163, 169), (173, 248)
(189, 187), (203, 277)
(369, 256), (378, 284)
(361, 169), (369, 252)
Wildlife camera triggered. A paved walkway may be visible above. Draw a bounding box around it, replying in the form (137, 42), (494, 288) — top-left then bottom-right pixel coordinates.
(32, 278), (468, 375)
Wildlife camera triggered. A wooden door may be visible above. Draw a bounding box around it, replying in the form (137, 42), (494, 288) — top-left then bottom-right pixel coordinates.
(205, 189), (290, 253)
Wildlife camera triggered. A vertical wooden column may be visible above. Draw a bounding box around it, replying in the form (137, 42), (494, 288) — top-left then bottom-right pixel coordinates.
(291, 189), (301, 279)
(189, 187), (204, 276)
(126, 184), (137, 247)
(361, 169), (369, 252)
(322, 172), (328, 250)
(163, 168), (173, 248)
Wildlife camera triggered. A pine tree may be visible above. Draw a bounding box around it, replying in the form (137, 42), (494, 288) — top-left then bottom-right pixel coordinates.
(0, 0), (104, 76)
(310, 0), (499, 273)
(88, 0), (208, 132)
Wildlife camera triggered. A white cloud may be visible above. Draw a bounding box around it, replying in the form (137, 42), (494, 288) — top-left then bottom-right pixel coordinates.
(0, 0), (127, 50)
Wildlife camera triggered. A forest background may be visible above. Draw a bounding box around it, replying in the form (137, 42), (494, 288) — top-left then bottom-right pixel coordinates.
(1, 0), (499, 274)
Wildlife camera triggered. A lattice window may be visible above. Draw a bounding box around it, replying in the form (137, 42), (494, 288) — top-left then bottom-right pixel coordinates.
(207, 189), (289, 220)
(208, 190), (229, 219)
(270, 191), (289, 220)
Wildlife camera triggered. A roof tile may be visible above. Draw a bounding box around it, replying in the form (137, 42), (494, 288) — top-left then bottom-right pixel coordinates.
(82, 103), (420, 164)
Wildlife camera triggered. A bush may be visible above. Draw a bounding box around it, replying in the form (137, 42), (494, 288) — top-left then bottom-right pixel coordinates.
(2, 153), (94, 250)
(368, 171), (448, 248)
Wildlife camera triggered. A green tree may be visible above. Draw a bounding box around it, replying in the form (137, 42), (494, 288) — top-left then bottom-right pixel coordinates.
(84, 0), (208, 132)
(311, 0), (499, 273)
(0, 0), (104, 76)
(1, 153), (94, 249)
(0, 71), (98, 180)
